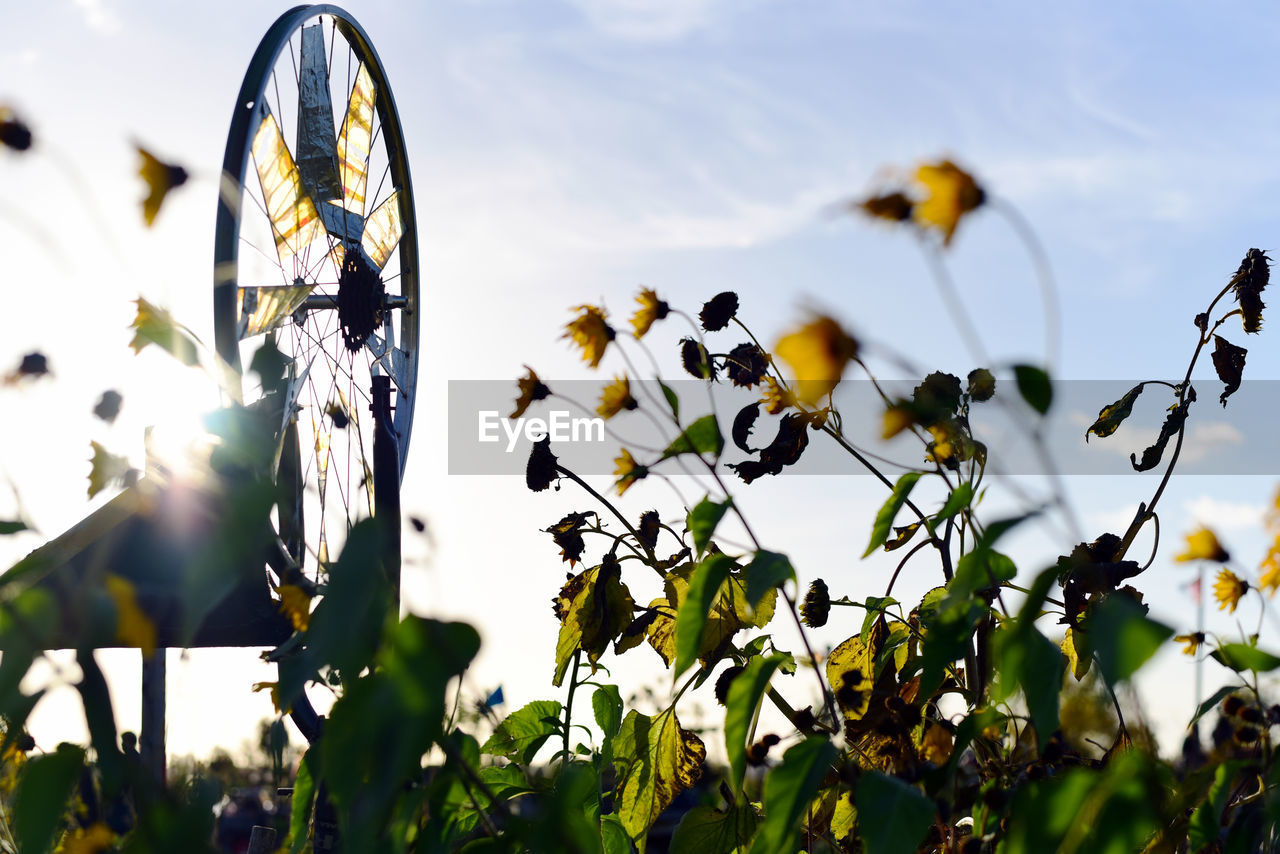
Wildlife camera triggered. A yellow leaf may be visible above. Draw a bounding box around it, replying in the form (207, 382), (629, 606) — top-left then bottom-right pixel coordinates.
(643, 565), (775, 669)
(61, 822), (115, 854)
(88, 442), (134, 499)
(1061, 628), (1091, 680)
(252, 681), (283, 713)
(920, 723), (953, 764)
(552, 556), (636, 686)
(613, 708), (706, 846)
(825, 631), (879, 722)
(129, 297), (200, 367)
(774, 316), (859, 406)
(104, 574), (157, 658)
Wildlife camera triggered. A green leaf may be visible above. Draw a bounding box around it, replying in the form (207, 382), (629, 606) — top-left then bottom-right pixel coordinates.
(593, 685), (624, 739)
(661, 414), (724, 461)
(935, 482), (973, 522)
(12, 742), (84, 854)
(725, 654), (788, 794)
(613, 708), (707, 852)
(130, 296), (200, 366)
(601, 813), (633, 854)
(856, 770), (935, 854)
(689, 496), (732, 557)
(672, 803), (759, 854)
(1013, 364), (1052, 415)
(865, 472), (921, 557)
(743, 551), (794, 611)
(1211, 643), (1280, 673)
(1190, 761), (1243, 851)
(675, 554), (734, 677)
(950, 549), (1017, 600)
(1189, 685), (1238, 730)
(0, 520), (26, 535)
(1085, 596), (1174, 686)
(289, 750), (317, 854)
(991, 624), (1063, 746)
(1086, 385), (1144, 441)
(658, 380), (680, 420)
(482, 699), (564, 765)
(749, 737), (839, 854)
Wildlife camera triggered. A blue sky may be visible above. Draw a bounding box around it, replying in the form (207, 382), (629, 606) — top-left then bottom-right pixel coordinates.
(3, 0), (1280, 759)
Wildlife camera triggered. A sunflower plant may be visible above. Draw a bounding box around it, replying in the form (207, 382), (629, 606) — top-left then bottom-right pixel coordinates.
(490, 160), (1280, 852)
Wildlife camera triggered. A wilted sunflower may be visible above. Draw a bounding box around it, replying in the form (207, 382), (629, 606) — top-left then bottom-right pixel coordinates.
(967, 368), (996, 402)
(563, 305), (615, 368)
(913, 159), (984, 246)
(510, 366), (550, 418)
(637, 510), (660, 550)
(680, 337), (715, 380)
(597, 375), (638, 418)
(800, 579), (830, 628)
(1213, 568), (1248, 613)
(699, 291), (739, 332)
(1174, 632), (1205, 656)
(857, 191), (913, 223)
(526, 437), (559, 492)
(725, 342), (769, 388)
(137, 146), (189, 227)
(1230, 248), (1269, 334)
(613, 448), (647, 495)
(774, 315), (859, 406)
(1175, 527), (1230, 563)
(0, 107), (32, 152)
(631, 288), (669, 338)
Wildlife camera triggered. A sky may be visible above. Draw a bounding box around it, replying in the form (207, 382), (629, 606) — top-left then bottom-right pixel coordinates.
(3, 0), (1280, 762)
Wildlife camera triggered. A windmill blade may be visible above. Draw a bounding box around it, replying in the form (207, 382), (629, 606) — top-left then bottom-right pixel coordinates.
(251, 112), (326, 263)
(337, 63), (375, 215)
(361, 189), (403, 270)
(296, 23), (342, 204)
(237, 283), (316, 339)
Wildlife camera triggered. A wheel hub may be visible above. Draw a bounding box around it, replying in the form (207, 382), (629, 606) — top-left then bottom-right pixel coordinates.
(337, 246), (385, 352)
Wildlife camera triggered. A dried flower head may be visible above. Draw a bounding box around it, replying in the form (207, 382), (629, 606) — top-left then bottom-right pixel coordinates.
(526, 437), (559, 492)
(725, 342), (769, 388)
(800, 579), (831, 628)
(1230, 248), (1269, 334)
(699, 291), (739, 332)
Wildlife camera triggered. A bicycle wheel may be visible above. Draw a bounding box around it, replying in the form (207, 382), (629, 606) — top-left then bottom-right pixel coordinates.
(213, 5), (418, 621)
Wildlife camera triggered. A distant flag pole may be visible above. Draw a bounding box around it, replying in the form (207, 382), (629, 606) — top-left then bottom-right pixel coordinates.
(1193, 566), (1204, 721)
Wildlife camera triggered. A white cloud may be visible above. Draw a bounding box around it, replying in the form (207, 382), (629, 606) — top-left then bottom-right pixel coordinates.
(1183, 496), (1265, 532)
(72, 0), (119, 34)
(560, 0), (743, 41)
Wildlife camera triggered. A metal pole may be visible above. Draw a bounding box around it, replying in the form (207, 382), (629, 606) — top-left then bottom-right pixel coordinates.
(139, 651), (166, 786)
(248, 826), (277, 854)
